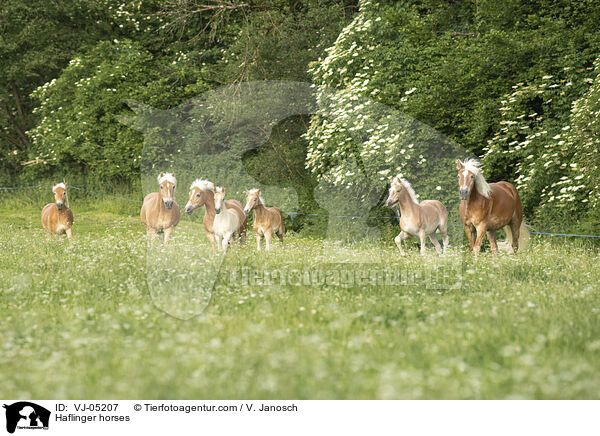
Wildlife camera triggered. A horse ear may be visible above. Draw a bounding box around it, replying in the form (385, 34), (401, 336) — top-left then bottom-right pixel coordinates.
(159, 172), (164, 177)
(53, 181), (57, 186)
(171, 172), (175, 177)
(64, 181), (68, 186)
(257, 189), (261, 196)
(456, 159), (463, 170)
(245, 189), (249, 194)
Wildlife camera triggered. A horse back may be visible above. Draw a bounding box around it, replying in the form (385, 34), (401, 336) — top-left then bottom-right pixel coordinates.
(225, 199), (247, 233)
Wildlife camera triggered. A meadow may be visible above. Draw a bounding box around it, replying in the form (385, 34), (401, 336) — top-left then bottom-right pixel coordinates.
(0, 190), (599, 399)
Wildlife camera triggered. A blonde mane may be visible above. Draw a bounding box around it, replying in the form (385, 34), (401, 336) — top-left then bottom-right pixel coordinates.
(392, 175), (418, 204)
(248, 188), (265, 205)
(190, 179), (214, 192)
(463, 159), (492, 198)
(158, 172), (177, 186)
(52, 182), (66, 192)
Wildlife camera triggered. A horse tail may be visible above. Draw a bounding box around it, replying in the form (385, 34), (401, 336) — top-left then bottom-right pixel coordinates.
(499, 222), (530, 252)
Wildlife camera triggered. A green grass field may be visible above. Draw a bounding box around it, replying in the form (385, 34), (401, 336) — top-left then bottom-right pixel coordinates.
(1, 191), (599, 399)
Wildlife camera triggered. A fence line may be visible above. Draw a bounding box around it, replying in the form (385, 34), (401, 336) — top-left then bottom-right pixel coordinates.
(2, 185), (599, 239)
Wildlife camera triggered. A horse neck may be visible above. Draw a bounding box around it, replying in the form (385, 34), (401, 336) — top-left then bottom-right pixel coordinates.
(397, 190), (419, 217)
(203, 191), (215, 219)
(464, 186), (489, 214)
(253, 202), (268, 220)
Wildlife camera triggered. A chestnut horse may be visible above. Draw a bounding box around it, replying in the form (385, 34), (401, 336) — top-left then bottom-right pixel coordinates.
(41, 182), (73, 239)
(244, 189), (284, 251)
(456, 159), (529, 254)
(184, 179), (247, 249)
(385, 175), (448, 255)
(141, 172), (181, 245)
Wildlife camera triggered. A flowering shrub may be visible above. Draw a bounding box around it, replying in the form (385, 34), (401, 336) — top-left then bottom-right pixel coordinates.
(483, 60), (600, 225)
(26, 40), (207, 183)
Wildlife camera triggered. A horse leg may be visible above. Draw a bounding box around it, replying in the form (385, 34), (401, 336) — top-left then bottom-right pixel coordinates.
(205, 231), (216, 250)
(264, 230), (273, 252)
(278, 221), (284, 244)
(256, 232), (262, 251)
(66, 227), (73, 240)
(510, 219), (521, 253)
(163, 227), (173, 245)
(146, 229), (156, 247)
(463, 224), (475, 250)
(486, 229), (498, 254)
(428, 233), (443, 255)
(214, 234), (222, 251)
(222, 233), (232, 251)
(419, 230), (427, 255)
(473, 224), (488, 255)
(441, 228), (449, 254)
(394, 231), (409, 255)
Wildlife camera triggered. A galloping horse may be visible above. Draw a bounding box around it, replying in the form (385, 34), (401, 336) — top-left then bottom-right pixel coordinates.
(456, 159), (529, 254)
(184, 179), (247, 249)
(42, 181), (74, 239)
(140, 172), (181, 245)
(213, 187), (246, 251)
(385, 175), (449, 255)
(244, 189), (284, 251)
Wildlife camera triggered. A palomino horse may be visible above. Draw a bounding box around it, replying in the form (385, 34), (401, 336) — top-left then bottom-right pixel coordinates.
(140, 172), (181, 245)
(42, 182), (74, 239)
(385, 175), (448, 255)
(184, 179), (247, 249)
(213, 187), (246, 251)
(244, 189), (284, 251)
(456, 159), (529, 254)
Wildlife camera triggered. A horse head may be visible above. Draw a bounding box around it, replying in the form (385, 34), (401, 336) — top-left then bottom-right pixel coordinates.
(158, 172), (176, 209)
(52, 181), (67, 210)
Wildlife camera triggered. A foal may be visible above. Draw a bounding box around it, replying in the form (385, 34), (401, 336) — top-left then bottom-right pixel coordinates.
(184, 179), (247, 249)
(456, 159), (529, 254)
(244, 189), (284, 251)
(140, 172), (181, 245)
(385, 175), (448, 255)
(41, 182), (74, 239)
(213, 187), (246, 251)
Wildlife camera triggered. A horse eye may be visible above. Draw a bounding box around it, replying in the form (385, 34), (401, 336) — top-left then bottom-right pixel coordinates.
(397, 190), (401, 193)
(160, 186), (163, 189)
(196, 194), (200, 198)
(471, 175), (475, 179)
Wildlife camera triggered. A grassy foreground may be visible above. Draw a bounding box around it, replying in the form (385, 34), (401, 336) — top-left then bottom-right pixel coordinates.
(0, 193), (599, 399)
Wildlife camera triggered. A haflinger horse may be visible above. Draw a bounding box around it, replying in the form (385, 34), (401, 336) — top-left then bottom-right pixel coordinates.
(213, 187), (247, 251)
(184, 179), (247, 249)
(385, 175), (449, 255)
(244, 189), (284, 251)
(140, 172), (181, 245)
(41, 182), (74, 239)
(456, 159), (529, 254)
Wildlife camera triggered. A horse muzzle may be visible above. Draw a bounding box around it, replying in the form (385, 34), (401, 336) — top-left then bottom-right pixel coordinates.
(459, 189), (470, 201)
(243, 207), (250, 214)
(215, 207), (221, 214)
(56, 202), (63, 210)
(164, 200), (174, 210)
(385, 199), (397, 209)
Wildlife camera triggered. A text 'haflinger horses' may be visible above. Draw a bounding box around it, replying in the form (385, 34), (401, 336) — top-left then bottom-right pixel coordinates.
(456, 159), (529, 254)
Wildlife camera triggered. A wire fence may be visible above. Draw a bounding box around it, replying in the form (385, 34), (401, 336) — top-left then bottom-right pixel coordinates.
(2, 184), (599, 239)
